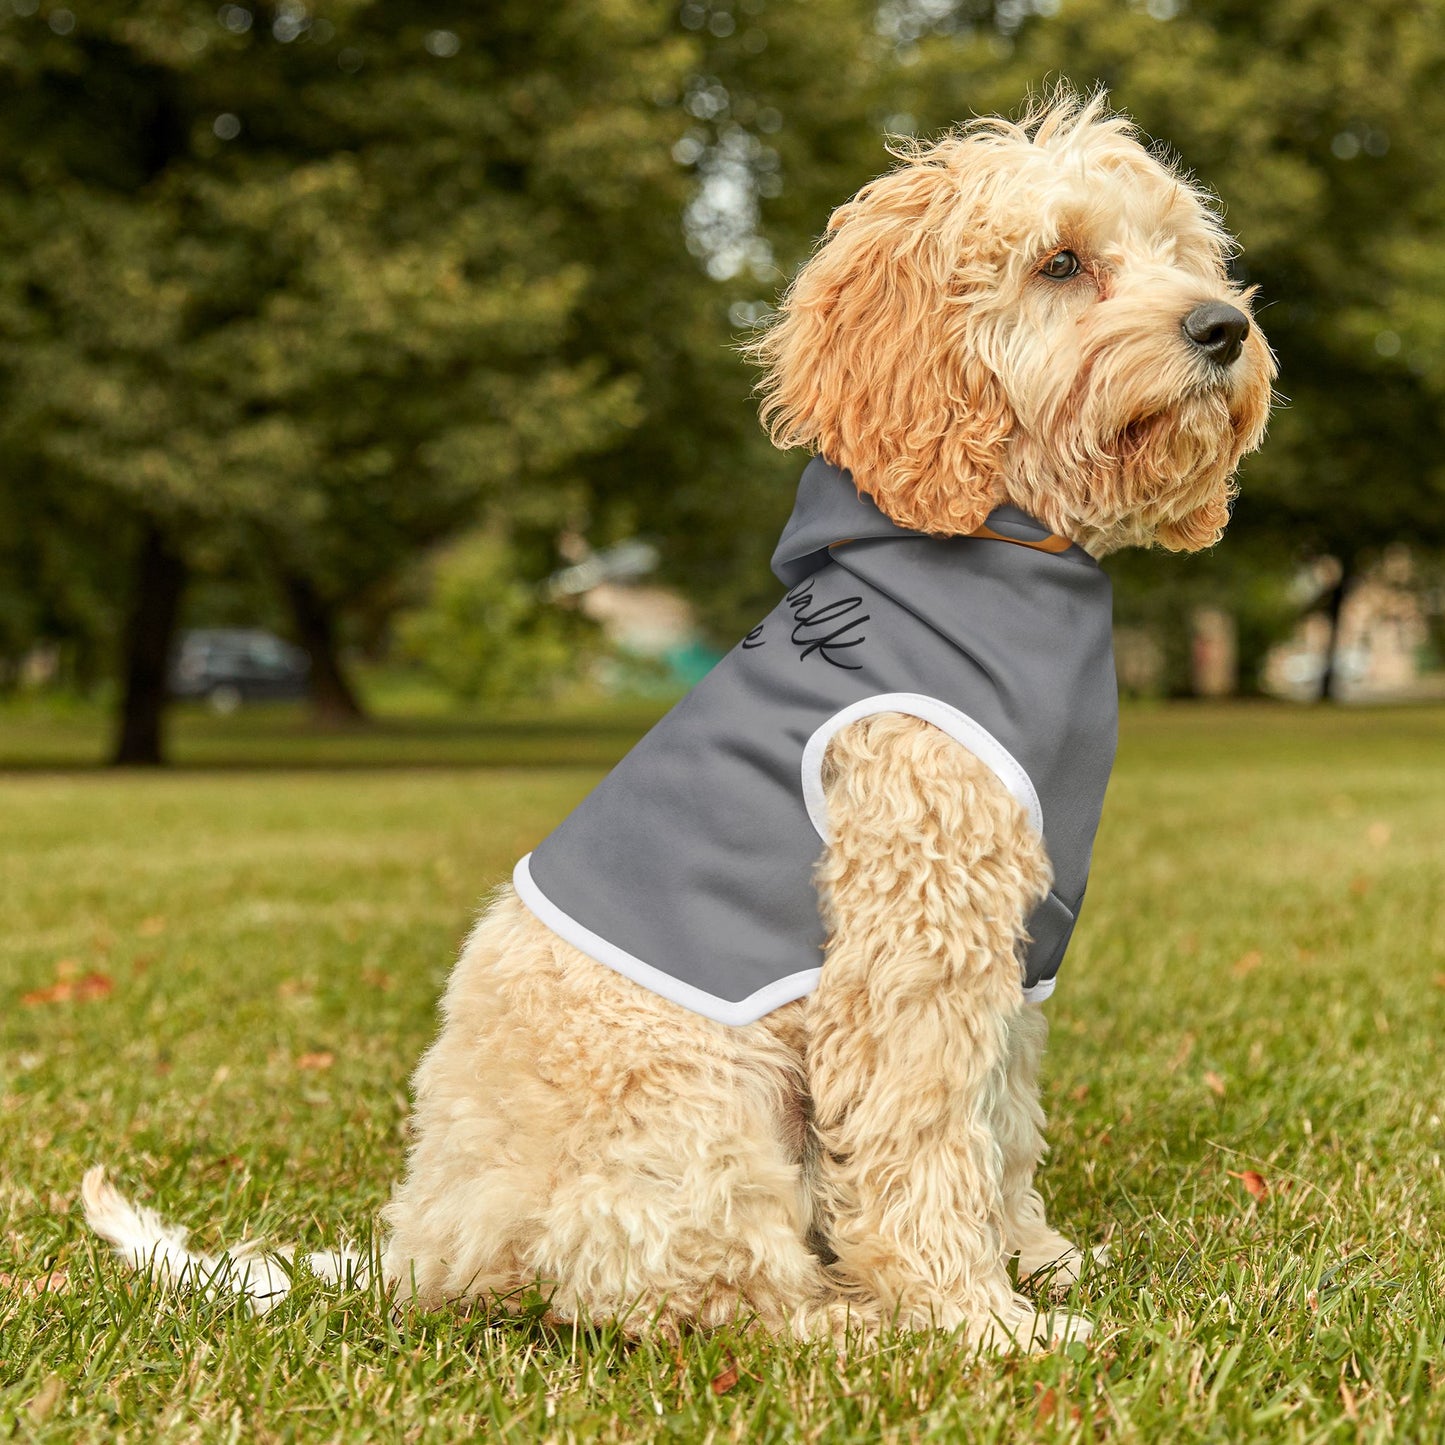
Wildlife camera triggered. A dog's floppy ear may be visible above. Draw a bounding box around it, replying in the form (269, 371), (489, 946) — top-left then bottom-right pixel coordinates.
(749, 150), (1012, 535)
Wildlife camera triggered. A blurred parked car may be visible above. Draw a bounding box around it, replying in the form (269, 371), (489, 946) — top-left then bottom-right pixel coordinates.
(169, 629), (310, 713)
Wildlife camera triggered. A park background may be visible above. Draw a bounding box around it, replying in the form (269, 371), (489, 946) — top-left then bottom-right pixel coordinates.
(2, 2), (1444, 1442)
(2, 0), (1445, 752)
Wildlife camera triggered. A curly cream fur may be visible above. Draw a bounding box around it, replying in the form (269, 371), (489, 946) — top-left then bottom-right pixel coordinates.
(85, 89), (1271, 1354)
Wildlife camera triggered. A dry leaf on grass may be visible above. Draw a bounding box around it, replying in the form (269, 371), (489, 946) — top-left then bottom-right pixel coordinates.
(0, 1268), (70, 1299)
(710, 1357), (740, 1396)
(138, 915), (167, 937)
(21, 972), (114, 1006)
(1204, 1070), (1227, 1098)
(27, 1375), (65, 1424)
(1228, 1169), (1269, 1201)
(1232, 950), (1263, 977)
(295, 1051), (334, 1071)
(1167, 1033), (1196, 1073)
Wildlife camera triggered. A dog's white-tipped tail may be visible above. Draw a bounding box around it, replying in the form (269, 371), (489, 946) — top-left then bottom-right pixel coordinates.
(81, 1165), (203, 1280)
(81, 1166), (367, 1315)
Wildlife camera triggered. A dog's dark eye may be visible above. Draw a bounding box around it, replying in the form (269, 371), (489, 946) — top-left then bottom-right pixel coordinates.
(1041, 250), (1081, 280)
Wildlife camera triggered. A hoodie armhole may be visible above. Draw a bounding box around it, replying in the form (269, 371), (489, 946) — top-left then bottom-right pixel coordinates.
(800, 692), (1044, 843)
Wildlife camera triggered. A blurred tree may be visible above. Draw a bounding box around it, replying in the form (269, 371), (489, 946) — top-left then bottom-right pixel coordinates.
(0, 1), (693, 758)
(0, 452), (129, 694)
(395, 531), (601, 706)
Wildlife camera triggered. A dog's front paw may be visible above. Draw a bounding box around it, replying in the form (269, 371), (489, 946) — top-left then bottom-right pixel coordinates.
(973, 1294), (1092, 1353)
(1017, 1240), (1110, 1293)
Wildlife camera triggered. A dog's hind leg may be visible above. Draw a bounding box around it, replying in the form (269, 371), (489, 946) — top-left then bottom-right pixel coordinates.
(383, 892), (833, 1337)
(512, 985), (835, 1339)
(804, 713), (1090, 1350)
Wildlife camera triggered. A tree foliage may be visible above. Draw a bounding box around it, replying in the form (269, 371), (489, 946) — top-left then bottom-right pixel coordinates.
(395, 532), (600, 706)
(0, 1), (706, 751)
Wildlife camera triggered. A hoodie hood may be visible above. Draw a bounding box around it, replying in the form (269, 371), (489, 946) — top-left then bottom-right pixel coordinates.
(770, 456), (1091, 587)
(770, 458), (913, 586)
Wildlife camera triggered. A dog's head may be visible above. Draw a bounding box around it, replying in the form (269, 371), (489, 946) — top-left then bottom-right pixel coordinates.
(750, 90), (1275, 554)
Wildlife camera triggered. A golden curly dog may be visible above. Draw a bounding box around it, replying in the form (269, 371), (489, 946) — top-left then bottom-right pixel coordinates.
(85, 91), (1274, 1351)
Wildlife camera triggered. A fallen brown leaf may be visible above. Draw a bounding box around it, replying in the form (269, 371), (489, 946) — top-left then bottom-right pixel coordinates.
(361, 969), (394, 992)
(22, 983), (68, 1006)
(711, 1357), (740, 1396)
(1167, 1033), (1196, 1073)
(295, 1051), (334, 1071)
(1034, 1386), (1058, 1425)
(21, 972), (113, 1007)
(1228, 1169), (1268, 1201)
(138, 915), (167, 937)
(27, 1374), (64, 1424)
(1433, 973), (1445, 990)
(1070, 1083), (1090, 1103)
(1232, 950), (1263, 977)
(1349, 875), (1372, 898)
(1204, 1070), (1227, 1098)
(0, 1268), (70, 1299)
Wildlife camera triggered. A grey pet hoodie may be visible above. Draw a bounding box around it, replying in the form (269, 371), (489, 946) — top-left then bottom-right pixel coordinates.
(515, 457), (1118, 1026)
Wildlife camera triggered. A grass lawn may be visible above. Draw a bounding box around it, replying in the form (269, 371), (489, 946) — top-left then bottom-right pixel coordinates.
(2, 701), (1443, 1442)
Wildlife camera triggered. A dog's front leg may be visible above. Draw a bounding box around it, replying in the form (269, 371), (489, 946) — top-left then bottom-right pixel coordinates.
(994, 1004), (1100, 1290)
(806, 712), (1088, 1350)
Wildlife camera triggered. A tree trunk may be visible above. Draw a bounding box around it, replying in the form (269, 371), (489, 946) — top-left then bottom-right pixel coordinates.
(112, 524), (187, 766)
(1317, 555), (1355, 703)
(281, 571), (367, 725)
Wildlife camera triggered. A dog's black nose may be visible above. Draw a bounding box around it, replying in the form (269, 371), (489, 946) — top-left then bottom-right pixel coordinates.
(1182, 302), (1250, 367)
